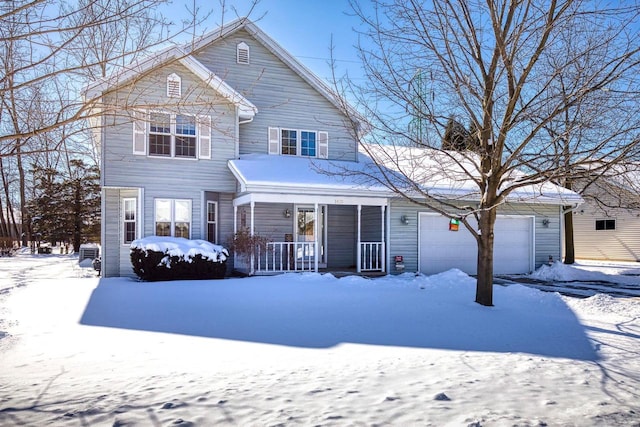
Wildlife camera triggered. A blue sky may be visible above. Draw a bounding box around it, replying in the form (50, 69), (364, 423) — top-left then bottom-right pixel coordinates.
(168, 0), (368, 82)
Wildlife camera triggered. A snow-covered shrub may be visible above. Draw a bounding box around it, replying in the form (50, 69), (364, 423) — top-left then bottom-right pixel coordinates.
(130, 236), (229, 281)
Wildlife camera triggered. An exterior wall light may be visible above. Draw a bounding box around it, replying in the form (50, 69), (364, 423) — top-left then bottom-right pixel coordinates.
(400, 215), (410, 225)
(283, 208), (292, 218)
(542, 218), (550, 227)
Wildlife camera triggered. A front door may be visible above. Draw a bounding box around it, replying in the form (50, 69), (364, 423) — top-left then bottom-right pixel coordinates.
(296, 205), (326, 266)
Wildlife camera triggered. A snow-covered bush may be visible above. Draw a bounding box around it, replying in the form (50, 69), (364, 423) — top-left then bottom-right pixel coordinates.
(130, 236), (229, 281)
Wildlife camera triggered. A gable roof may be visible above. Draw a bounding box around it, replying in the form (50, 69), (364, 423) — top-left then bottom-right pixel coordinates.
(82, 46), (257, 119)
(83, 17), (361, 123)
(185, 17), (360, 125)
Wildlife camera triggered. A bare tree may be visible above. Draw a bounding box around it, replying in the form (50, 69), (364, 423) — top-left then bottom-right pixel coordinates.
(344, 0), (640, 306)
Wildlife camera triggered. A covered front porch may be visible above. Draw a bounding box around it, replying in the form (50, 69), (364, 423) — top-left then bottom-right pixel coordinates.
(233, 193), (388, 275)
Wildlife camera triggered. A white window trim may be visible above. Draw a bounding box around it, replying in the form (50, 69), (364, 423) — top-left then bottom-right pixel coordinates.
(122, 198), (137, 245)
(206, 201), (218, 243)
(154, 198), (192, 238)
(135, 111), (209, 160)
(267, 127), (328, 158)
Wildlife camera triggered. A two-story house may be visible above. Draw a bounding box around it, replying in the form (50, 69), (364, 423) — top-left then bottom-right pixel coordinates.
(84, 18), (582, 278)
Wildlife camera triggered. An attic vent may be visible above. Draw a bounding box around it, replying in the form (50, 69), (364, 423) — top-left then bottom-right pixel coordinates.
(167, 73), (181, 98)
(237, 42), (250, 64)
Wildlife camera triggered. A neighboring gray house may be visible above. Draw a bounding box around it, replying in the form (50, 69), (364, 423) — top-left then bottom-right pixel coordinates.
(84, 18), (582, 278)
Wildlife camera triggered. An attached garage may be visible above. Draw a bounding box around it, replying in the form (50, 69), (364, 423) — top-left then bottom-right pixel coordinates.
(418, 213), (534, 275)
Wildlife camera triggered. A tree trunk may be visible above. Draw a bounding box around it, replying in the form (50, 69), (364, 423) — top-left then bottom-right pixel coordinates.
(476, 206), (497, 306)
(16, 142), (29, 247)
(563, 207), (575, 264)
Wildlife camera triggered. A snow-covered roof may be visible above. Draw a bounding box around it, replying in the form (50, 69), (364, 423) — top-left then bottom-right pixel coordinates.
(229, 147), (583, 206)
(228, 154), (388, 198)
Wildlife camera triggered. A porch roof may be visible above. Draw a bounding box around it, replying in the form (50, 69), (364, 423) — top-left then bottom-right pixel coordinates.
(228, 154), (391, 204)
(228, 150), (584, 206)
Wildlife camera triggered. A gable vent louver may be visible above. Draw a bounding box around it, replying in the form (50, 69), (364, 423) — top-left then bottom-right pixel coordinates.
(237, 42), (250, 64)
(167, 73), (181, 98)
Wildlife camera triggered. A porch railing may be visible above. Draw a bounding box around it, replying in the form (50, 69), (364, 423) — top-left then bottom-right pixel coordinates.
(256, 241), (317, 273)
(360, 242), (385, 272)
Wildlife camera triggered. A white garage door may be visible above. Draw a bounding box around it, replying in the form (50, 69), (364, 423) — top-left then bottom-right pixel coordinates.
(418, 213), (533, 275)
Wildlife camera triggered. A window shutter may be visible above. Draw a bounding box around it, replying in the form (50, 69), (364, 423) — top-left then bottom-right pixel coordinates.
(268, 127), (280, 155)
(318, 131), (328, 159)
(198, 115), (211, 159)
(132, 110), (147, 155)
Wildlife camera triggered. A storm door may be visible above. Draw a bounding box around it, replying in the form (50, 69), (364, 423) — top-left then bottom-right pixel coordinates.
(295, 205), (326, 266)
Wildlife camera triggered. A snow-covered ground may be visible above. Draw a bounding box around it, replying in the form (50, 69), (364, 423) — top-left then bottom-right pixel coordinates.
(1, 253), (639, 426)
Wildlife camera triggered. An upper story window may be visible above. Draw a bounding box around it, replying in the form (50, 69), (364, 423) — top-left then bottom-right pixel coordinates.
(268, 127), (328, 158)
(167, 73), (181, 98)
(148, 113), (196, 158)
(595, 219), (616, 230)
(237, 42), (250, 64)
(132, 111), (211, 160)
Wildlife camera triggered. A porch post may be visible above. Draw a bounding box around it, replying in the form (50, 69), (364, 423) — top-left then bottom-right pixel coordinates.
(357, 204), (362, 273)
(250, 200), (255, 274)
(381, 205), (386, 273)
(233, 205), (237, 235)
(314, 203), (319, 272)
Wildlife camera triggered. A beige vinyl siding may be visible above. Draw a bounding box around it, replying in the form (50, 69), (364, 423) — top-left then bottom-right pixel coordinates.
(193, 29), (357, 161)
(573, 206), (640, 262)
(389, 199), (561, 273)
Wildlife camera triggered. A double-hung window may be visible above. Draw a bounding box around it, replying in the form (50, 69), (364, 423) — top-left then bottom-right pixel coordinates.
(123, 198), (137, 244)
(206, 201), (217, 243)
(155, 199), (192, 238)
(148, 113), (197, 158)
(268, 127), (327, 158)
(134, 111), (210, 159)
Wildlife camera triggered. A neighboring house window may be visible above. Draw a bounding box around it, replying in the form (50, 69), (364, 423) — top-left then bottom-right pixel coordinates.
(237, 42), (250, 64)
(206, 201), (217, 243)
(123, 198), (137, 244)
(268, 127), (328, 158)
(167, 73), (181, 98)
(595, 219), (616, 230)
(155, 199), (191, 238)
(137, 112), (210, 159)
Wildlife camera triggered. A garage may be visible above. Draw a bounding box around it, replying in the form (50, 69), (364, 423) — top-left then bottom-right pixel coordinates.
(418, 213), (534, 275)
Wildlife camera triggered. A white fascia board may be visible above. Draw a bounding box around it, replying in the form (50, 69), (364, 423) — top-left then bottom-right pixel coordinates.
(82, 48), (257, 120)
(234, 192), (388, 207)
(178, 56), (257, 118)
(227, 160), (248, 193)
(83, 46), (183, 99)
(188, 17), (362, 124)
